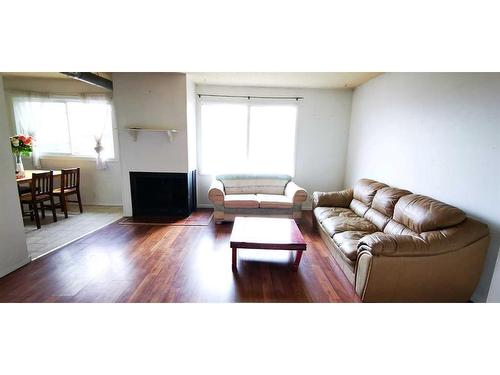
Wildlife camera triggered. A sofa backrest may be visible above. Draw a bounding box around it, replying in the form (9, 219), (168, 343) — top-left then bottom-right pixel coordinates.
(217, 174), (291, 195)
(351, 178), (466, 235)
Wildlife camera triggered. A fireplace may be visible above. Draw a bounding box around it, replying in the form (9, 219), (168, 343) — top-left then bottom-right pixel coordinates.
(129, 171), (196, 217)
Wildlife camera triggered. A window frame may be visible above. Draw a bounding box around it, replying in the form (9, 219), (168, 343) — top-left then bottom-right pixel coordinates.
(197, 95), (298, 176)
(9, 92), (119, 162)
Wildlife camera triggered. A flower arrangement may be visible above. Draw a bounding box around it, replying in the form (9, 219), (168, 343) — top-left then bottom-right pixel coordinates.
(10, 134), (33, 156)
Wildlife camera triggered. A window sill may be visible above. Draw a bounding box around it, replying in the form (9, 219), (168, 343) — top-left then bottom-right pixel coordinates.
(39, 154), (119, 163)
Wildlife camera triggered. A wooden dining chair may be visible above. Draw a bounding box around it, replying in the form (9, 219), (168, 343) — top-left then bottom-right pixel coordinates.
(52, 168), (83, 218)
(20, 171), (58, 229)
(18, 183), (34, 222)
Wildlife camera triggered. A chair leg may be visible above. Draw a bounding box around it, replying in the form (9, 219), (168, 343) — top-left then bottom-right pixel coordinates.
(41, 202), (46, 218)
(29, 203), (34, 221)
(77, 191), (83, 213)
(62, 195), (68, 218)
(50, 197), (58, 222)
(33, 203), (41, 229)
(59, 196), (65, 213)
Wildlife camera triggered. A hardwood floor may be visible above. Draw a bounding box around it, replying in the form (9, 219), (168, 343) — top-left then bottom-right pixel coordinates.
(0, 210), (360, 302)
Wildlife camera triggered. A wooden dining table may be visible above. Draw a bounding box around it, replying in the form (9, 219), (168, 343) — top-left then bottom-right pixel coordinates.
(16, 169), (62, 184)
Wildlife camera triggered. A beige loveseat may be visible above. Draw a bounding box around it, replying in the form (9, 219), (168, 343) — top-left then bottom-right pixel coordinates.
(313, 178), (490, 302)
(208, 174), (307, 223)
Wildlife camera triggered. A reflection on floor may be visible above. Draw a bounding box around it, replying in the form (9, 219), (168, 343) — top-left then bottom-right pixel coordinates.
(1, 210), (360, 302)
(24, 205), (123, 260)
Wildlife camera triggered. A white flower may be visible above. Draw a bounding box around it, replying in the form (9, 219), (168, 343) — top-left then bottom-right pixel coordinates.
(11, 138), (19, 147)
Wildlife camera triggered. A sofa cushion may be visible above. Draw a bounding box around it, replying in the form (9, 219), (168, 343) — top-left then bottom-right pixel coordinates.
(393, 194), (466, 233)
(333, 231), (372, 261)
(314, 207), (357, 223)
(349, 199), (370, 217)
(217, 174), (291, 195)
(353, 178), (388, 206)
(257, 194), (293, 209)
(383, 219), (419, 236)
(224, 194), (259, 208)
(322, 216), (377, 237)
(371, 187), (412, 216)
(364, 208), (391, 231)
(338, 242), (359, 262)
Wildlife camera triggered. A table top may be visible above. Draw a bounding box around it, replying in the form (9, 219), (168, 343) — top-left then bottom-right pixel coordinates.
(230, 217), (306, 250)
(16, 169), (61, 183)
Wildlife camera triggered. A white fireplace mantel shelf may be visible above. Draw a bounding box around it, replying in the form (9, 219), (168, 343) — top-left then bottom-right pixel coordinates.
(123, 127), (178, 142)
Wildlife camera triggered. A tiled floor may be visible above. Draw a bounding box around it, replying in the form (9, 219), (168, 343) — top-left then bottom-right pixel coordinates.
(24, 205), (123, 260)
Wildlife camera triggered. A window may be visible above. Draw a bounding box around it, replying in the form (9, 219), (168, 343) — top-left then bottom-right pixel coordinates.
(199, 100), (297, 175)
(12, 95), (115, 159)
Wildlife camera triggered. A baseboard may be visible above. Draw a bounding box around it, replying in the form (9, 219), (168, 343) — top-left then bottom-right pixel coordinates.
(0, 256), (31, 279)
(197, 203), (213, 209)
(79, 203), (123, 207)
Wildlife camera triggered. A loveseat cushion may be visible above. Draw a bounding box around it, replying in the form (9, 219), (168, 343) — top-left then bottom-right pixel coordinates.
(393, 194), (466, 233)
(224, 194), (259, 208)
(322, 216), (377, 237)
(217, 174), (291, 195)
(257, 194), (293, 209)
(313, 207), (357, 223)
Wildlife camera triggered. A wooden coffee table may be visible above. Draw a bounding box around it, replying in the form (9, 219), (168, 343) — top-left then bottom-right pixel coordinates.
(230, 217), (307, 271)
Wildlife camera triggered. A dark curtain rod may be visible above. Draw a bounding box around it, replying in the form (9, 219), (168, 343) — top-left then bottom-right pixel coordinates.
(197, 94), (303, 101)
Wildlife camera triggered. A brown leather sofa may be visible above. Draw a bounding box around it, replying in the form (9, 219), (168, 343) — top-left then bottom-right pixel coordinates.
(313, 179), (490, 302)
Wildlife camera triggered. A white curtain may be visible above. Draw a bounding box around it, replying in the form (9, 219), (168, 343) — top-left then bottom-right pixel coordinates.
(11, 91), (113, 170)
(80, 94), (111, 170)
(11, 93), (47, 169)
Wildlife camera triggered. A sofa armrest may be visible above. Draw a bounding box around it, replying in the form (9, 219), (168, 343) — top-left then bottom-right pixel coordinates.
(285, 181), (308, 204)
(208, 180), (225, 205)
(359, 217), (490, 258)
(420, 218), (489, 253)
(312, 189), (353, 208)
(358, 233), (430, 256)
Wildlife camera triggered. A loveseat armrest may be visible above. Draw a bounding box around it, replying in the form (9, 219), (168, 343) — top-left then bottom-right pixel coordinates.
(285, 181), (308, 204)
(312, 189), (353, 208)
(357, 233), (429, 256)
(208, 179), (225, 206)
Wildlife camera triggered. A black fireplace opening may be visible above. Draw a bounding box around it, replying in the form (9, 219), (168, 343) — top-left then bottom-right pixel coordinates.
(130, 171), (196, 217)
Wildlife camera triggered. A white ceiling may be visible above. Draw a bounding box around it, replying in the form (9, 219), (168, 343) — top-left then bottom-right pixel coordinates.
(188, 72), (381, 89)
(2, 72), (70, 79)
(2, 72), (113, 80)
(2, 72), (382, 89)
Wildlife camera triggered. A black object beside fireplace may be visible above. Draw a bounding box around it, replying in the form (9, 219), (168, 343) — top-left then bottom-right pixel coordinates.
(130, 171), (196, 217)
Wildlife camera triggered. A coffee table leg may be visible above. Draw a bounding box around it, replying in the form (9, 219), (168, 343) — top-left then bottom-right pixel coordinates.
(292, 250), (303, 271)
(232, 247), (237, 272)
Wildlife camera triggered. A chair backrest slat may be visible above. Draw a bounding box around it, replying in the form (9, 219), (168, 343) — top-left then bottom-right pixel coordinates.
(61, 168), (80, 192)
(31, 171), (53, 198)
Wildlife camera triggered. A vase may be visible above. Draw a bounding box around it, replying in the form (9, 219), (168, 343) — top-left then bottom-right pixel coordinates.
(15, 154), (25, 179)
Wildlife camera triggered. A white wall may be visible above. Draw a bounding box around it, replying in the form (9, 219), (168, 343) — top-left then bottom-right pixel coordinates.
(0, 75), (30, 276)
(112, 73), (190, 216)
(345, 73), (500, 302)
(3, 76), (123, 206)
(186, 78), (197, 171)
(35, 158), (122, 205)
(195, 85), (353, 208)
